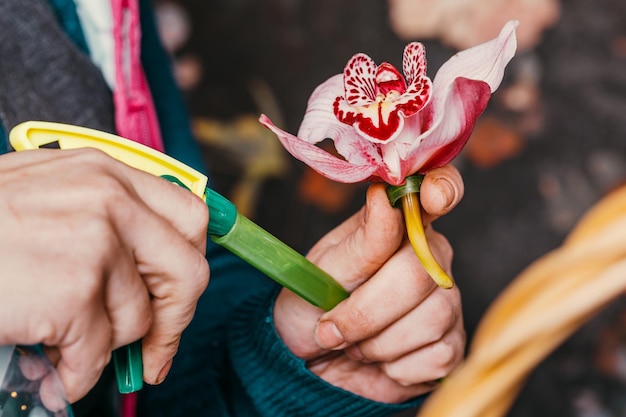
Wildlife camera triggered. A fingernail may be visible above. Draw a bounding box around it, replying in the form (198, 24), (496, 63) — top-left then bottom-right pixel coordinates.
(433, 178), (454, 209)
(315, 321), (346, 350)
(156, 359), (173, 384)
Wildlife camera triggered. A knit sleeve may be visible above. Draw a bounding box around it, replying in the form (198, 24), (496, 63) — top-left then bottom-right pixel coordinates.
(227, 289), (427, 417)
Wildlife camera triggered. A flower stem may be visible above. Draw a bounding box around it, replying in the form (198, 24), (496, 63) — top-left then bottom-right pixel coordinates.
(387, 176), (455, 289)
(401, 193), (455, 289)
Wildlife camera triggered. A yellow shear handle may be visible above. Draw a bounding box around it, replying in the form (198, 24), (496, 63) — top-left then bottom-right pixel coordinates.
(9, 121), (208, 198)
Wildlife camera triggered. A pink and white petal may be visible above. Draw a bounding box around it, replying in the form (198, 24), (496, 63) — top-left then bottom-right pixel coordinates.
(405, 77), (492, 174)
(402, 42), (428, 85)
(297, 74), (349, 144)
(394, 76), (432, 119)
(334, 128), (386, 167)
(373, 168), (406, 186)
(378, 144), (407, 185)
(432, 20), (518, 96)
(343, 53), (378, 106)
(402, 20), (518, 173)
(380, 42), (432, 120)
(259, 114), (378, 183)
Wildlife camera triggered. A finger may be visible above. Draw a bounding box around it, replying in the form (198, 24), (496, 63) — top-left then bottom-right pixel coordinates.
(17, 353), (50, 381)
(379, 319), (466, 387)
(48, 225), (152, 401)
(7, 148), (209, 254)
(40, 371), (71, 412)
(420, 164), (464, 225)
(105, 245), (153, 349)
(114, 205), (209, 384)
(16, 350), (69, 412)
(120, 166), (209, 254)
(307, 184), (404, 291)
(316, 231), (453, 349)
(345, 286), (462, 362)
(0, 148), (69, 171)
(315, 243), (435, 350)
(74, 148), (209, 255)
(37, 225), (119, 402)
(53, 304), (113, 403)
(307, 355), (433, 403)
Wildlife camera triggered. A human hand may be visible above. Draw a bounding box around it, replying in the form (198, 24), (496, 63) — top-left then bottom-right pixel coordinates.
(273, 164), (464, 403)
(0, 148), (209, 405)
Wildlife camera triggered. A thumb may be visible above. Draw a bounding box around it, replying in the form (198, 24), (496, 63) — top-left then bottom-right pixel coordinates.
(420, 164), (464, 225)
(307, 184), (404, 292)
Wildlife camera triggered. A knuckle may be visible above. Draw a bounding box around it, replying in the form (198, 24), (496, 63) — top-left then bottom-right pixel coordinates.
(188, 193), (209, 227)
(94, 176), (132, 205)
(430, 339), (464, 379)
(125, 302), (154, 342)
(129, 317), (153, 343)
(188, 253), (210, 297)
(144, 336), (181, 365)
(67, 175), (130, 213)
(187, 196), (210, 248)
(63, 150), (130, 199)
(341, 235), (380, 277)
(338, 304), (374, 343)
(32, 320), (62, 346)
(158, 253), (209, 325)
(92, 350), (112, 374)
(430, 338), (461, 374)
(362, 342), (387, 362)
(59, 271), (103, 308)
(72, 217), (120, 261)
(427, 297), (456, 340)
(68, 147), (112, 166)
(381, 362), (414, 387)
(82, 214), (117, 241)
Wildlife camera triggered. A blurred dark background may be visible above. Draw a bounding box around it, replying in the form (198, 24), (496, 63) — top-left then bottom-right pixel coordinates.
(154, 0), (626, 415)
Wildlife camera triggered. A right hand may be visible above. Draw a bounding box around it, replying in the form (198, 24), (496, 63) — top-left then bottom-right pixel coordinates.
(274, 165), (465, 403)
(0, 148), (209, 405)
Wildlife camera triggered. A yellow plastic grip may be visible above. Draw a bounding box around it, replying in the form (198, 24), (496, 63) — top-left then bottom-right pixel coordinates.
(9, 121), (208, 198)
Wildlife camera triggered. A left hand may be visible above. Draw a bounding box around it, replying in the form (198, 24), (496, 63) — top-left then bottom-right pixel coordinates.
(273, 165), (465, 403)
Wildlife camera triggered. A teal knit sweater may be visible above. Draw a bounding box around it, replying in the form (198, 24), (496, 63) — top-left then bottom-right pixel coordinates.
(0, 1), (425, 415)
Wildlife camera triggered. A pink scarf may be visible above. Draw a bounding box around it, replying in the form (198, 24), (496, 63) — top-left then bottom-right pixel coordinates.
(111, 0), (164, 152)
(111, 0), (164, 415)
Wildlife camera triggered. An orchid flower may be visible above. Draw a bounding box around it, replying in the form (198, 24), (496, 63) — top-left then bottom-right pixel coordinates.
(260, 21), (518, 288)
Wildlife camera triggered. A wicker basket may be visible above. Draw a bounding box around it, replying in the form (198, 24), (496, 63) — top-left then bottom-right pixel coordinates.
(417, 185), (626, 417)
